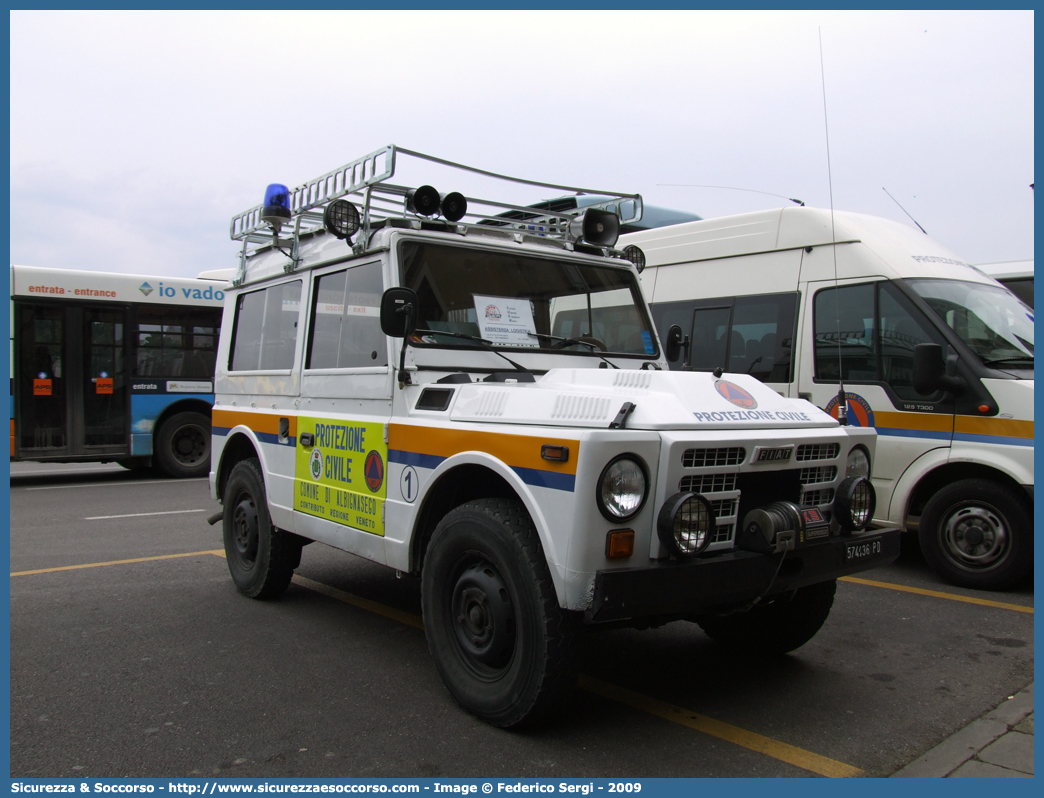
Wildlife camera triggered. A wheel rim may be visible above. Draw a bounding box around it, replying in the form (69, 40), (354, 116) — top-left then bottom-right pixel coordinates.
(170, 423), (208, 467)
(232, 493), (259, 565)
(449, 560), (516, 675)
(939, 502), (1009, 572)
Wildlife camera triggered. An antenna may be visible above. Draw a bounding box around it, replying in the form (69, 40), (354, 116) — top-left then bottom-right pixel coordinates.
(819, 28), (847, 426)
(658, 184), (805, 206)
(882, 187), (927, 234)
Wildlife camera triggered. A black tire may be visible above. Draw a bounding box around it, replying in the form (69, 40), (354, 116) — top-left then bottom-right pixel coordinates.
(918, 478), (1032, 591)
(695, 579), (836, 656)
(421, 498), (577, 728)
(115, 457), (151, 471)
(155, 411), (211, 478)
(222, 458), (300, 599)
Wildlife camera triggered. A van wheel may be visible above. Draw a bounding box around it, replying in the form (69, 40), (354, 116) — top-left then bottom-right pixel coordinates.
(695, 579), (836, 656)
(222, 458), (300, 599)
(421, 499), (576, 728)
(155, 411), (211, 478)
(918, 479), (1032, 591)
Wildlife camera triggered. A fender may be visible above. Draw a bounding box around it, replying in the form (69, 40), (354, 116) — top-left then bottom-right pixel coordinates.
(888, 447), (951, 526)
(212, 425), (294, 531)
(400, 450), (569, 606)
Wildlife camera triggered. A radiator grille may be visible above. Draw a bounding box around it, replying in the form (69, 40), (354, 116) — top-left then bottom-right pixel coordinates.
(801, 488), (835, 506)
(710, 498), (738, 519)
(796, 443), (840, 461)
(679, 473), (738, 494)
(799, 465), (838, 484)
(682, 447), (746, 468)
(712, 523), (735, 544)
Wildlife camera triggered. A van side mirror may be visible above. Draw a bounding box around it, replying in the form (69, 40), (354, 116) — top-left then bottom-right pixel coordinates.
(380, 287), (419, 338)
(913, 343), (963, 395)
(664, 324), (688, 363)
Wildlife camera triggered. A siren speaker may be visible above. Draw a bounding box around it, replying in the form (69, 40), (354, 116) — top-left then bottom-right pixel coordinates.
(568, 208), (620, 247)
(440, 192), (468, 222)
(406, 185), (440, 217)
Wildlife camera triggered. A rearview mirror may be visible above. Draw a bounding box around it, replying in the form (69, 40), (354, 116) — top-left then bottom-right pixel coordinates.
(664, 325), (687, 363)
(380, 287), (419, 338)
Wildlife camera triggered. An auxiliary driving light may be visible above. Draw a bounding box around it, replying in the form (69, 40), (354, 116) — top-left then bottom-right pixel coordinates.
(568, 208), (620, 248)
(657, 492), (714, 558)
(323, 199), (361, 241)
(261, 183), (292, 233)
(622, 245), (646, 273)
(440, 191), (468, 222)
(834, 476), (876, 531)
(406, 185), (441, 217)
(596, 455), (648, 521)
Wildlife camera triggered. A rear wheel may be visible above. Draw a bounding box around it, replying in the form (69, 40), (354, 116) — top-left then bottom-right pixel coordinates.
(155, 411), (211, 478)
(421, 498), (576, 728)
(222, 458), (300, 599)
(695, 579), (836, 656)
(918, 479), (1032, 591)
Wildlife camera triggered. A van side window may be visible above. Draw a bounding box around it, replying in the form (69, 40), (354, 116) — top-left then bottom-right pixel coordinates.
(728, 294), (798, 382)
(689, 307), (730, 371)
(814, 282), (943, 400)
(229, 280), (302, 371)
(307, 262), (388, 369)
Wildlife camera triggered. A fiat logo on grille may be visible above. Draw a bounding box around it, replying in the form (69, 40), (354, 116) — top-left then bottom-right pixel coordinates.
(715, 379), (758, 409)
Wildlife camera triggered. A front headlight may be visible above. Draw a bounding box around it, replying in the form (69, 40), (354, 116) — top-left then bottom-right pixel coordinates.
(846, 446), (871, 479)
(597, 455), (648, 521)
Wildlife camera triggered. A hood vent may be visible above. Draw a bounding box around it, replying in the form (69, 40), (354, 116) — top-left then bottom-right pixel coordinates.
(474, 390), (509, 417)
(551, 394), (612, 421)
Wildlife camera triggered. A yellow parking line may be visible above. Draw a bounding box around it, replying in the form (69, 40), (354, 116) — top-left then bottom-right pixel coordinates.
(11, 550), (226, 577)
(578, 675), (864, 778)
(291, 572), (861, 777)
(839, 576), (1034, 614)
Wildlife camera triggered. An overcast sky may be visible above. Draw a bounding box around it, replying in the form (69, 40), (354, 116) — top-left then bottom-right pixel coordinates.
(9, 9), (1034, 278)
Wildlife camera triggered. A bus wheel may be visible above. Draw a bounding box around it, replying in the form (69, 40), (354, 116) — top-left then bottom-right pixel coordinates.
(421, 499), (577, 728)
(695, 579), (836, 656)
(919, 479), (1032, 591)
(155, 411), (211, 478)
(222, 458), (299, 599)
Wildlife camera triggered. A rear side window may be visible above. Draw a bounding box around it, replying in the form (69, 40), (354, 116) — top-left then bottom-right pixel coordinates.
(229, 280), (302, 371)
(307, 262), (388, 369)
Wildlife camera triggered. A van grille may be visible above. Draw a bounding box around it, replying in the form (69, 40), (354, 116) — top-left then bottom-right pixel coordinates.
(801, 488), (835, 506)
(682, 447), (746, 468)
(679, 473), (738, 494)
(796, 443), (840, 461)
(799, 465), (837, 484)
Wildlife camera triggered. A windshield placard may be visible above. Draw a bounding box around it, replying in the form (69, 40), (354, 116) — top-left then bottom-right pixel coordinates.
(473, 294), (538, 347)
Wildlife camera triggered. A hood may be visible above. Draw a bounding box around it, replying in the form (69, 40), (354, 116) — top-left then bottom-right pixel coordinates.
(448, 369), (838, 430)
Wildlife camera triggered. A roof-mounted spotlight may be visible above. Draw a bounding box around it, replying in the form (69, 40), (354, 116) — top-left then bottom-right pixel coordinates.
(406, 185), (441, 217)
(323, 199), (361, 241)
(440, 191), (468, 223)
(622, 244), (646, 273)
(568, 208), (620, 248)
(261, 183), (292, 234)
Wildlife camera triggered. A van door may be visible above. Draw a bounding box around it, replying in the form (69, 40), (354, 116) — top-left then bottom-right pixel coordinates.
(797, 278), (955, 521)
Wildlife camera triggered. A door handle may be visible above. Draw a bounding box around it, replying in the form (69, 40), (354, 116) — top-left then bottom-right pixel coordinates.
(299, 432), (314, 447)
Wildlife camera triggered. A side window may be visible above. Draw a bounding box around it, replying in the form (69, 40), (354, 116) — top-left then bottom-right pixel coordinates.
(814, 284), (877, 383)
(878, 282), (944, 400)
(727, 294), (798, 382)
(229, 280), (302, 371)
(307, 262), (388, 370)
(689, 307), (730, 371)
(135, 307), (219, 379)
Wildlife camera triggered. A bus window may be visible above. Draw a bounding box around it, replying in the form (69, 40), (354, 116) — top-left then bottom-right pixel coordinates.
(136, 306), (218, 378)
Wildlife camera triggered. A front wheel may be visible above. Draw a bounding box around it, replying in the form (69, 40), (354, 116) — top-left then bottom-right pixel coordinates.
(918, 479), (1032, 591)
(695, 579), (836, 656)
(155, 411), (211, 478)
(222, 458), (301, 599)
(421, 499), (576, 728)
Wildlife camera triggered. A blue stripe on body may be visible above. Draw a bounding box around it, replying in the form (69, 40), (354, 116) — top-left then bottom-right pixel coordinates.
(875, 427), (952, 441)
(389, 449), (446, 469)
(953, 432), (1033, 448)
(510, 466), (576, 493)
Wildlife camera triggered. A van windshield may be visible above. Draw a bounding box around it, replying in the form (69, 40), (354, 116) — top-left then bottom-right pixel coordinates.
(909, 279), (1034, 366)
(399, 241), (658, 357)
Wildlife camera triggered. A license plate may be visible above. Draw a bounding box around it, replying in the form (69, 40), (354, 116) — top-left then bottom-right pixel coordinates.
(844, 537), (884, 562)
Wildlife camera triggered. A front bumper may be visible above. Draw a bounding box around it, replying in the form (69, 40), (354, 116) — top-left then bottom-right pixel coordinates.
(587, 527), (901, 622)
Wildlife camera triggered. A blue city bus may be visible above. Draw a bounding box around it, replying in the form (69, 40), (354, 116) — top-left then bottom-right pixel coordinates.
(10, 265), (227, 477)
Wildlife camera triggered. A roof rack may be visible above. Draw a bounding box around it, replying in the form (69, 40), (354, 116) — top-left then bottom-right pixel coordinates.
(229, 144), (643, 248)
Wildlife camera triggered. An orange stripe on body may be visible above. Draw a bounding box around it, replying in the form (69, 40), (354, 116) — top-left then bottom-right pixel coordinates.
(874, 411), (953, 433)
(212, 409), (297, 437)
(954, 415), (1033, 440)
(389, 423), (579, 476)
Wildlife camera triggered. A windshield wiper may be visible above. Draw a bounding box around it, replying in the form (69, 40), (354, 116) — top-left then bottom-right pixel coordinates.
(981, 355), (1034, 367)
(528, 333), (620, 369)
(414, 328), (532, 374)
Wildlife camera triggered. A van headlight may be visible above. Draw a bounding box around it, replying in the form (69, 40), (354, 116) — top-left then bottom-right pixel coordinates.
(597, 455), (648, 521)
(846, 446), (871, 479)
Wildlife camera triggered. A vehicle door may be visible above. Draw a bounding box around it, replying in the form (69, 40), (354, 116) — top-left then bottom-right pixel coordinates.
(796, 278), (955, 519)
(293, 258), (394, 564)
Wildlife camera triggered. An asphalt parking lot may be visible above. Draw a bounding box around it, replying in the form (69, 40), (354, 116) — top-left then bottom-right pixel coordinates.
(9, 462), (1034, 779)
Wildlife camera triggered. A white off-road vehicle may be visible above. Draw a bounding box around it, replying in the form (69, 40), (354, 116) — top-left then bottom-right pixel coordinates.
(210, 146), (900, 727)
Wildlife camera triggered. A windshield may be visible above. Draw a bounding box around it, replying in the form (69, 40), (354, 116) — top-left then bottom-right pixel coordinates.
(908, 279), (1034, 365)
(399, 241), (658, 357)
